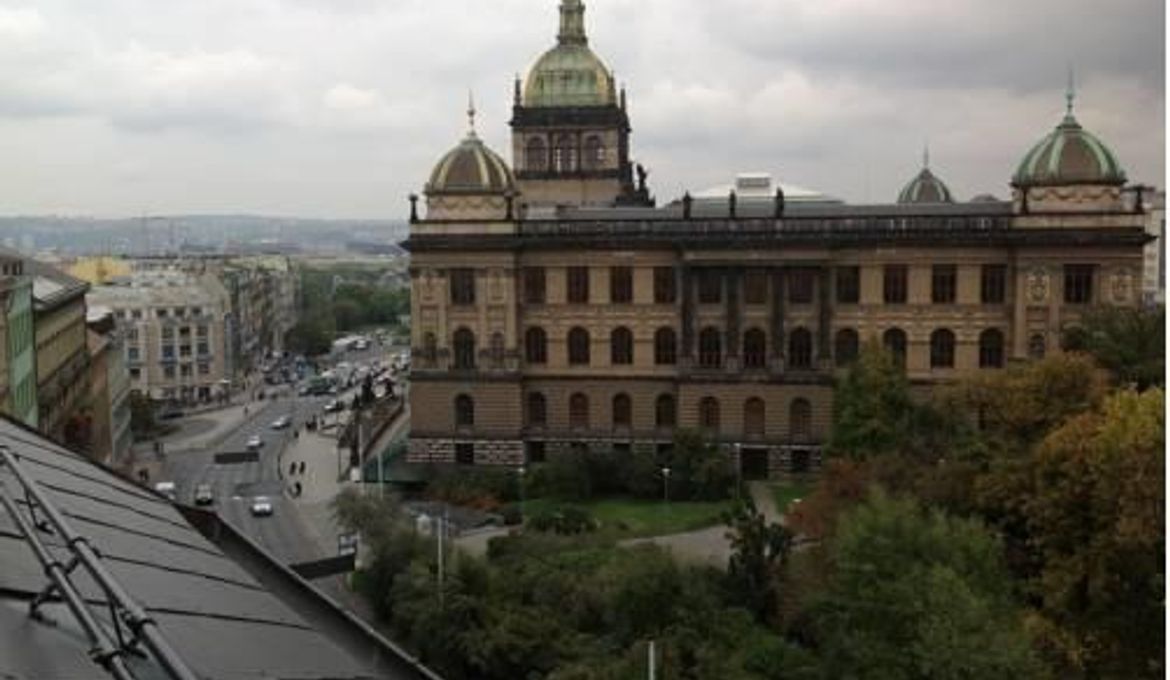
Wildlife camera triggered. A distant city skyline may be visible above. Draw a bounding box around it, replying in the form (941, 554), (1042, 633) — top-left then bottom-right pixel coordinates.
(0, 0), (1163, 218)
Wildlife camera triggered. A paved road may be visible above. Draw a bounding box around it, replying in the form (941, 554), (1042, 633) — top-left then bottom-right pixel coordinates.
(164, 392), (335, 565)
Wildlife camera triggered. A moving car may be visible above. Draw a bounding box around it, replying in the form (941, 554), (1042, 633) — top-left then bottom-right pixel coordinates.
(246, 435), (264, 450)
(271, 416), (292, 430)
(250, 496), (274, 517)
(194, 483), (214, 506)
(154, 481), (177, 501)
(322, 400), (344, 413)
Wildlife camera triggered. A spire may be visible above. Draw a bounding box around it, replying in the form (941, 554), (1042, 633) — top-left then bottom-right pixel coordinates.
(922, 142), (930, 169)
(466, 90), (477, 137)
(1065, 64), (1075, 116)
(558, 0), (587, 47)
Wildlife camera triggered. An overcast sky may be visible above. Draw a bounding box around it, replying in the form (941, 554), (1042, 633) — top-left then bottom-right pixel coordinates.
(0, 0), (1163, 218)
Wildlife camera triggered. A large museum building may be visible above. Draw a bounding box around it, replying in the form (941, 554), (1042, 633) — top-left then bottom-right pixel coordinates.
(403, 0), (1149, 478)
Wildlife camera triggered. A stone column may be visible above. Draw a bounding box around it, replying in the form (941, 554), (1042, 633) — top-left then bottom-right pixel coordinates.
(1011, 256), (1027, 360)
(680, 264), (695, 368)
(770, 268), (785, 372)
(725, 268), (741, 373)
(817, 266), (833, 368)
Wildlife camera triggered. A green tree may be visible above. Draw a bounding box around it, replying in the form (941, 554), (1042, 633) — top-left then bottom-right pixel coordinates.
(1062, 305), (1164, 390)
(285, 318), (333, 356)
(128, 392), (156, 436)
(1021, 389), (1164, 678)
(828, 338), (914, 459)
(724, 495), (792, 623)
(814, 491), (1040, 679)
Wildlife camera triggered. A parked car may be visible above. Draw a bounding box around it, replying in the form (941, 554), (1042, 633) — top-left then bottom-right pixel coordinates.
(154, 481), (177, 501)
(246, 435), (264, 450)
(250, 496), (273, 517)
(323, 400), (344, 413)
(271, 416), (292, 430)
(194, 484), (214, 506)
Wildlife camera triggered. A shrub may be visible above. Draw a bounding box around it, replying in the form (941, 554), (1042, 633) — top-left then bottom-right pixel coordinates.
(528, 504), (597, 535)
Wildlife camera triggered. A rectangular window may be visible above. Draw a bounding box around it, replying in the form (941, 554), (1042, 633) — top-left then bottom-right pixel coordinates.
(131, 309), (142, 320)
(932, 265), (957, 304)
(1064, 265), (1095, 304)
(127, 347), (140, 361)
(524, 267), (546, 304)
(180, 364), (192, 377)
(126, 328), (139, 342)
(697, 270), (722, 304)
(157, 309), (168, 319)
(654, 266), (676, 304)
(526, 441), (546, 464)
(196, 325), (208, 338)
(198, 363), (210, 375)
(163, 365), (176, 379)
(129, 367), (141, 380)
(197, 342), (209, 355)
(161, 327), (174, 341)
(179, 326), (191, 338)
(836, 266), (860, 304)
(162, 346), (175, 359)
(567, 266), (590, 304)
(191, 307), (202, 317)
(179, 345), (191, 357)
(610, 266), (633, 304)
(455, 443), (475, 465)
(981, 264), (1006, 304)
(883, 265), (908, 304)
(744, 270), (768, 305)
(450, 268), (476, 305)
(789, 269), (815, 304)
(174, 307), (186, 318)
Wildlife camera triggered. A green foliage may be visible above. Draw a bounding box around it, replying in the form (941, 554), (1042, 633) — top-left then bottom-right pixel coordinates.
(528, 504), (597, 535)
(828, 338), (915, 459)
(666, 429), (736, 501)
(1019, 389), (1164, 678)
(813, 490), (1040, 679)
(285, 317), (333, 356)
(128, 392), (156, 436)
(723, 495), (793, 623)
(425, 467), (521, 510)
(1062, 305), (1164, 390)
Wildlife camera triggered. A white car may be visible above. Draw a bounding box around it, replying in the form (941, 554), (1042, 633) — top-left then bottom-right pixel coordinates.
(246, 435), (264, 450)
(250, 496), (274, 517)
(270, 416), (292, 430)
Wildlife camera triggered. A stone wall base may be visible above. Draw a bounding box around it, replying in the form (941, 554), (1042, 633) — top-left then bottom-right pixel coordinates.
(408, 438), (524, 466)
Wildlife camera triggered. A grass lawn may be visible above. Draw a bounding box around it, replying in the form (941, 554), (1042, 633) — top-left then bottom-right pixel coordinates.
(525, 497), (733, 539)
(771, 480), (813, 515)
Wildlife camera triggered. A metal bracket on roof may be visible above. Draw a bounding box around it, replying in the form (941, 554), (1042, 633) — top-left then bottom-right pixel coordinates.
(0, 445), (198, 680)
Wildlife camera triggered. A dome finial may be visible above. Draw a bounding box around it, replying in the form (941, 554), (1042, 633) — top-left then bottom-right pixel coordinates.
(1065, 64), (1076, 117)
(558, 0), (587, 46)
(467, 89), (477, 137)
(922, 141), (930, 169)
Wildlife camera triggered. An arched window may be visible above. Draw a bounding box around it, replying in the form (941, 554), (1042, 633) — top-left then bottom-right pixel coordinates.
(790, 398), (811, 441)
(788, 328), (813, 369)
(568, 327), (590, 365)
(553, 133), (577, 173)
(611, 327), (633, 365)
(654, 327), (677, 365)
(698, 397), (721, 431)
(453, 328), (476, 370)
(883, 328), (907, 368)
(569, 393), (589, 429)
(527, 392), (547, 427)
(454, 394), (474, 428)
(743, 329), (767, 369)
(655, 394), (676, 428)
(979, 328), (1004, 368)
(422, 332), (437, 363)
(930, 329), (955, 369)
(1028, 333), (1046, 360)
(489, 332), (505, 368)
(834, 328), (859, 367)
(525, 327), (547, 364)
(612, 393), (631, 428)
(744, 397), (765, 438)
(583, 135), (604, 169)
(526, 137), (548, 172)
(699, 327), (722, 368)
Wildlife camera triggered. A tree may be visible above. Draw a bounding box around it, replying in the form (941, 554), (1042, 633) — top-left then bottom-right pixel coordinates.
(128, 392), (156, 436)
(1062, 305), (1164, 390)
(828, 338), (914, 459)
(1020, 389), (1164, 678)
(285, 318), (332, 356)
(724, 495), (793, 623)
(813, 491), (1040, 679)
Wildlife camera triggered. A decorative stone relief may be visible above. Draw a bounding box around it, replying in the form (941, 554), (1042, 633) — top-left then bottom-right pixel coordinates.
(489, 268), (505, 302)
(1110, 267), (1134, 304)
(1026, 266), (1050, 304)
(421, 269), (437, 303)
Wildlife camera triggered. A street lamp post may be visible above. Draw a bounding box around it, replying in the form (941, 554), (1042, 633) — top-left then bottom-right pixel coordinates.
(661, 466), (671, 504)
(517, 465), (526, 525)
(733, 442), (742, 499)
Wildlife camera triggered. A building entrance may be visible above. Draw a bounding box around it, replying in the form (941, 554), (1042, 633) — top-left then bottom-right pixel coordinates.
(740, 447), (769, 481)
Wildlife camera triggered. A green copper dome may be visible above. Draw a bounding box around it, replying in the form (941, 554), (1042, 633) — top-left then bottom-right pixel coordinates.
(427, 130), (515, 196)
(523, 0), (616, 108)
(1013, 96), (1126, 187)
(898, 168), (954, 204)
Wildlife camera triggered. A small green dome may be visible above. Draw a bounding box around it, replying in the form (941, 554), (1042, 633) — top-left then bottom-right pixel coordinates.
(1013, 110), (1126, 187)
(898, 167), (954, 204)
(522, 0), (615, 108)
(426, 132), (515, 195)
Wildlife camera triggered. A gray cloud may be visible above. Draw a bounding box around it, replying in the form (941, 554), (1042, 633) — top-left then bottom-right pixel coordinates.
(0, 0), (1160, 217)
